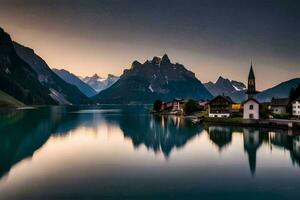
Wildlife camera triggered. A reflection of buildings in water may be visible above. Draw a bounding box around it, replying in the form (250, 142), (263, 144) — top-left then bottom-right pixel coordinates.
(292, 136), (300, 166)
(269, 131), (300, 167)
(243, 128), (262, 176)
(293, 136), (300, 156)
(208, 126), (232, 151)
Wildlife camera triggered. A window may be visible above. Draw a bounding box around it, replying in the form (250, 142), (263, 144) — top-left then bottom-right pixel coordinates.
(249, 114), (254, 119)
(249, 105), (254, 110)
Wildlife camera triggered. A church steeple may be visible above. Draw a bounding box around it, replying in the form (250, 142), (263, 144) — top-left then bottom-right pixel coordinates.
(246, 63), (258, 99)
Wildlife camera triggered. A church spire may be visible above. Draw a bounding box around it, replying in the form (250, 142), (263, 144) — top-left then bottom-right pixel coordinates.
(246, 63), (257, 99)
(248, 62), (255, 80)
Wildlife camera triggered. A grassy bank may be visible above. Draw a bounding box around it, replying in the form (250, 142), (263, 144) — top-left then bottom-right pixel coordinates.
(0, 90), (24, 108)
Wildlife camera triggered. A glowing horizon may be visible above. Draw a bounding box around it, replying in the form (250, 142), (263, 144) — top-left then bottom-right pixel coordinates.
(1, 0), (299, 90)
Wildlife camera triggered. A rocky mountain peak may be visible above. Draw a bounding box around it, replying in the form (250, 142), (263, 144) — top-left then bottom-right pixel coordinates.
(0, 27), (14, 55)
(94, 55), (213, 103)
(216, 76), (230, 84)
(107, 74), (118, 78)
(161, 54), (170, 64)
(131, 60), (142, 69)
(91, 73), (100, 79)
(151, 56), (161, 65)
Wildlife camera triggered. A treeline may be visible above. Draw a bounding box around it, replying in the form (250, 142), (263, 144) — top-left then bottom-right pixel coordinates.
(289, 84), (300, 102)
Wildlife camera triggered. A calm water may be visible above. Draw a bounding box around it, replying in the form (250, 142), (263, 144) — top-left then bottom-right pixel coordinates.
(0, 105), (300, 200)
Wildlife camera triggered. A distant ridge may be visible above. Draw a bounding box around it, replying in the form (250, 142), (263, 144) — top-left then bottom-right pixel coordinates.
(205, 76), (300, 102)
(257, 78), (300, 102)
(204, 76), (246, 102)
(82, 74), (119, 92)
(52, 68), (97, 97)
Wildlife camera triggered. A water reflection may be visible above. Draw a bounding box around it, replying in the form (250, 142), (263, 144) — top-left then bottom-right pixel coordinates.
(0, 106), (300, 183)
(243, 128), (264, 175)
(270, 131), (300, 167)
(208, 126), (233, 151)
(118, 115), (202, 157)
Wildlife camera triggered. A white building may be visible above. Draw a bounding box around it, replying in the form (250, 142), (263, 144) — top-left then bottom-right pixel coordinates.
(292, 98), (300, 117)
(243, 98), (260, 120)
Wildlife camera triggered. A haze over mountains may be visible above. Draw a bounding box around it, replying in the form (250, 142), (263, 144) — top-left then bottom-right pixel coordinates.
(52, 68), (97, 98)
(0, 26), (299, 106)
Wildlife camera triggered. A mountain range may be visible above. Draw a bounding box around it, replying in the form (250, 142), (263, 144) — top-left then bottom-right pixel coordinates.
(13, 42), (91, 104)
(205, 76), (300, 102)
(0, 26), (299, 106)
(93, 54), (213, 104)
(0, 27), (57, 105)
(81, 74), (119, 92)
(52, 68), (97, 97)
(204, 76), (246, 102)
(257, 78), (300, 102)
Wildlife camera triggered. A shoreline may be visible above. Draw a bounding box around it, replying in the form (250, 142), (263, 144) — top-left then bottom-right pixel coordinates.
(151, 111), (300, 131)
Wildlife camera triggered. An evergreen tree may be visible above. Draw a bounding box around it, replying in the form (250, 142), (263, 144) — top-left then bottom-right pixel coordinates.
(153, 99), (162, 112)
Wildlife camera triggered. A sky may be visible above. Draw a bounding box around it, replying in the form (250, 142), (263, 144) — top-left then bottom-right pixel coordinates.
(0, 0), (299, 90)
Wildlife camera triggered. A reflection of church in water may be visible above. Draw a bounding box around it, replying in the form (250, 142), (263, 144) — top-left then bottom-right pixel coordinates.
(208, 126), (264, 175)
(243, 128), (263, 175)
(208, 126), (300, 175)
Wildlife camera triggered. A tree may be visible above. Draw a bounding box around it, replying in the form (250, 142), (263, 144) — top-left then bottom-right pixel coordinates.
(183, 100), (199, 115)
(153, 99), (162, 112)
(289, 84), (300, 101)
(288, 84), (300, 115)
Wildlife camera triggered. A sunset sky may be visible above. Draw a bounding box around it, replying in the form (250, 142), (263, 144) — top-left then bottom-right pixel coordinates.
(0, 0), (299, 90)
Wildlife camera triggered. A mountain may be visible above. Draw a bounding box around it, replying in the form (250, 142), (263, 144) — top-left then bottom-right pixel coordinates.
(93, 54), (213, 104)
(82, 74), (119, 92)
(52, 68), (97, 97)
(257, 78), (300, 102)
(13, 42), (92, 104)
(204, 76), (246, 102)
(0, 27), (57, 105)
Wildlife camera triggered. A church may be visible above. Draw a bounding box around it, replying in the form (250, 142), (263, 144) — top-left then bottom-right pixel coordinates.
(243, 64), (260, 120)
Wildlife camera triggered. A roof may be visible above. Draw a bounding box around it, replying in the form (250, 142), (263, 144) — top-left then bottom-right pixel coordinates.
(292, 97), (300, 103)
(242, 98), (260, 105)
(210, 95), (234, 104)
(270, 98), (290, 106)
(248, 64), (255, 79)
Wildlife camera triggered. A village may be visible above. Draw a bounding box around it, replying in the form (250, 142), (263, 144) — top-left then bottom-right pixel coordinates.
(152, 65), (300, 130)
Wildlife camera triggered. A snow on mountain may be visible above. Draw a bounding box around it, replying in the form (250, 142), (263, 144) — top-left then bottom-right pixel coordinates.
(82, 74), (119, 92)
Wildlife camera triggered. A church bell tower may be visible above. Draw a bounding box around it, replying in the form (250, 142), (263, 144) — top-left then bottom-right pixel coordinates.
(246, 63), (258, 99)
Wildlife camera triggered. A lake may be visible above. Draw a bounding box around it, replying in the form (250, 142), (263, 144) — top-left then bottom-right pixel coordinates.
(0, 105), (300, 200)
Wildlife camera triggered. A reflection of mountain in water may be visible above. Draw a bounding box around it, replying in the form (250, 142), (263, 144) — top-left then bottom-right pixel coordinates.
(1, 106), (300, 181)
(118, 114), (203, 157)
(0, 107), (80, 178)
